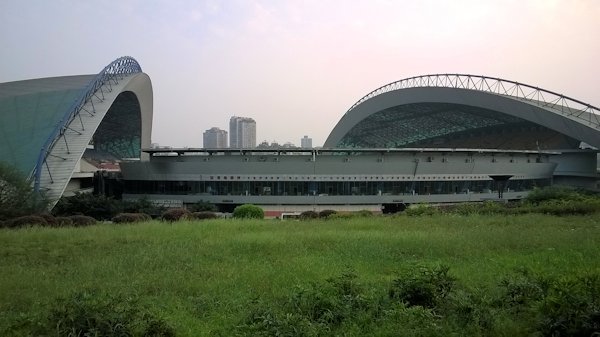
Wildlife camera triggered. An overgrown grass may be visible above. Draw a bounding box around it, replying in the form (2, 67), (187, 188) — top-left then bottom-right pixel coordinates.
(1, 214), (599, 335)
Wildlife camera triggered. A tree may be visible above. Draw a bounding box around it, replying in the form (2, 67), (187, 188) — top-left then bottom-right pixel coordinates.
(0, 162), (47, 220)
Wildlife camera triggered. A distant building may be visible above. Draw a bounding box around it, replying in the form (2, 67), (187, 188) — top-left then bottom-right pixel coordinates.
(229, 116), (256, 148)
(301, 135), (312, 148)
(203, 127), (228, 148)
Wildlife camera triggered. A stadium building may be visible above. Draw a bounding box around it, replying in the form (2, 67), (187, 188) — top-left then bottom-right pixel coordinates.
(0, 58), (598, 214)
(120, 75), (599, 215)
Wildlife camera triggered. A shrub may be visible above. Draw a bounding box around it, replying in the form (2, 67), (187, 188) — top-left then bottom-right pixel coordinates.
(299, 210), (319, 220)
(68, 215), (97, 227)
(525, 186), (581, 204)
(187, 200), (217, 212)
(38, 213), (58, 226)
(161, 208), (190, 222)
(536, 199), (600, 216)
(319, 209), (337, 218)
(328, 212), (354, 220)
(0, 162), (47, 220)
(32, 290), (175, 337)
(537, 273), (600, 337)
(389, 264), (455, 308)
(112, 213), (151, 224)
(53, 192), (121, 220)
(404, 204), (438, 216)
(54, 216), (73, 227)
(233, 204), (264, 219)
(190, 211), (218, 220)
(122, 197), (165, 218)
(354, 209), (373, 217)
(498, 268), (550, 308)
(4, 215), (48, 228)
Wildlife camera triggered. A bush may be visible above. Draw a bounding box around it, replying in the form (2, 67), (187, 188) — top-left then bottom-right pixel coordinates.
(68, 215), (97, 227)
(389, 264), (455, 308)
(537, 273), (600, 337)
(32, 290), (175, 337)
(54, 216), (73, 227)
(0, 162), (47, 220)
(112, 213), (151, 224)
(498, 268), (550, 308)
(354, 209), (373, 217)
(38, 213), (58, 226)
(536, 199), (600, 216)
(190, 211), (218, 220)
(3, 215), (48, 228)
(525, 186), (581, 204)
(161, 208), (190, 222)
(187, 200), (217, 212)
(122, 197), (165, 218)
(53, 193), (121, 220)
(404, 204), (438, 216)
(233, 204), (264, 219)
(319, 209), (337, 218)
(299, 210), (319, 220)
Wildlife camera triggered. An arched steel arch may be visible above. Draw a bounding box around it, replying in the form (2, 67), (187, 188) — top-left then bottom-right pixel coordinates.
(32, 56), (153, 207)
(324, 74), (600, 149)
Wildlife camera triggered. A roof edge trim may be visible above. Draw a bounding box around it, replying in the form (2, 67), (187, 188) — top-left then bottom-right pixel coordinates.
(347, 74), (600, 128)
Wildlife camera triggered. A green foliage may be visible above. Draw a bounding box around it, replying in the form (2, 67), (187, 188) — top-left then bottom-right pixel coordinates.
(537, 273), (600, 336)
(535, 199), (600, 216)
(68, 215), (97, 226)
(161, 208), (190, 222)
(53, 192), (121, 220)
(404, 204), (439, 216)
(498, 268), (550, 308)
(525, 186), (583, 204)
(38, 214), (57, 226)
(299, 210), (319, 220)
(2, 215), (600, 335)
(187, 200), (217, 213)
(189, 211), (218, 220)
(54, 216), (73, 226)
(318, 210), (337, 218)
(0, 162), (47, 220)
(32, 290), (175, 337)
(2, 215), (48, 228)
(389, 264), (455, 308)
(354, 209), (373, 217)
(233, 204), (264, 219)
(122, 197), (166, 218)
(112, 213), (152, 224)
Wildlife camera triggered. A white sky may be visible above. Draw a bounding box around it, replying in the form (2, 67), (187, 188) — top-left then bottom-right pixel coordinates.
(1, 0), (599, 147)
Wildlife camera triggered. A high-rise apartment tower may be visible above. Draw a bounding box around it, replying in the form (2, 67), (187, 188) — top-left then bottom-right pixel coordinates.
(203, 127), (228, 148)
(301, 135), (313, 148)
(229, 116), (256, 148)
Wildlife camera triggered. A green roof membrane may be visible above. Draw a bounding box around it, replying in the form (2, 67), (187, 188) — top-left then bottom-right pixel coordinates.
(0, 75), (93, 175)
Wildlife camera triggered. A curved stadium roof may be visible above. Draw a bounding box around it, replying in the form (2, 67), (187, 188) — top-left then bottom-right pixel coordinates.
(0, 56), (153, 206)
(324, 74), (600, 151)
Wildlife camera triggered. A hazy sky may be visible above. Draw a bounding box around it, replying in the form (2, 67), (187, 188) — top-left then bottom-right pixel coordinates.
(1, 0), (598, 147)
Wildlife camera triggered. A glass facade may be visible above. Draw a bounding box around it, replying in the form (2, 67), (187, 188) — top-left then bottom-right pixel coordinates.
(123, 178), (550, 196)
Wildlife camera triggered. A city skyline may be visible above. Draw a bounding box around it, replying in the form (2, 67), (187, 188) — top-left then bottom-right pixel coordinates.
(1, 1), (599, 147)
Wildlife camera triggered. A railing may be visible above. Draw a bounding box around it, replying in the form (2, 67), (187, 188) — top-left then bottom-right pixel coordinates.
(346, 74), (600, 128)
(32, 56), (142, 192)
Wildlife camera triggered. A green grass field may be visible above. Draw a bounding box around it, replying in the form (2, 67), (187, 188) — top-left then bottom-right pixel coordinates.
(1, 214), (599, 336)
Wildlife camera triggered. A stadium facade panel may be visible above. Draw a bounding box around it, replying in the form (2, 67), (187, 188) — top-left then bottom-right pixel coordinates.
(0, 57), (153, 206)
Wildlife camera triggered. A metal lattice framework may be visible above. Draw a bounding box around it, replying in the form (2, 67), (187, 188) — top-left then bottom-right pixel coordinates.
(346, 74), (600, 129)
(32, 56), (142, 191)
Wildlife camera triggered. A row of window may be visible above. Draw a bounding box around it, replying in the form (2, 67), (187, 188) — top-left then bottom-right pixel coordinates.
(123, 179), (551, 196)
